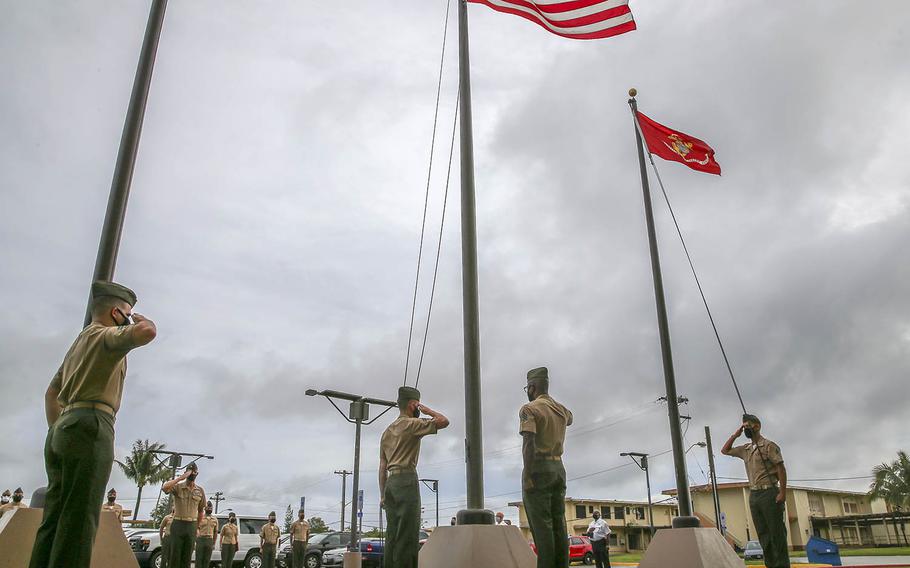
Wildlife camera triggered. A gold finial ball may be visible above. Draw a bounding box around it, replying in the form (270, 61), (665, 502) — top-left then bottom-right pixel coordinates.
(629, 88), (637, 97)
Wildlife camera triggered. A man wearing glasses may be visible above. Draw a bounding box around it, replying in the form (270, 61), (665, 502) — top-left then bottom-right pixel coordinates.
(30, 281), (157, 568)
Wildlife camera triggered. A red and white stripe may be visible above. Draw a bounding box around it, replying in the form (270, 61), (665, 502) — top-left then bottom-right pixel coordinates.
(468, 0), (636, 40)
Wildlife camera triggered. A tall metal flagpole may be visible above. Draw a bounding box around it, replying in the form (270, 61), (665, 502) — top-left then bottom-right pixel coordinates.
(457, 0), (486, 514)
(628, 89), (695, 521)
(84, 0), (168, 326)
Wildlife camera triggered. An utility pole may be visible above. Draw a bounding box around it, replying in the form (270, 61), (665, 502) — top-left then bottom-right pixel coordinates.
(704, 426), (723, 535)
(212, 491), (225, 514)
(335, 470), (351, 533)
(420, 479), (440, 528)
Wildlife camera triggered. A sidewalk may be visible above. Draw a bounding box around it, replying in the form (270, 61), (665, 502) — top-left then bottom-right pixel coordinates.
(612, 559), (910, 568)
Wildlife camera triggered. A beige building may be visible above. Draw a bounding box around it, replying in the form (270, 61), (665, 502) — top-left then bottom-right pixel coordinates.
(666, 482), (905, 550)
(508, 498), (679, 553)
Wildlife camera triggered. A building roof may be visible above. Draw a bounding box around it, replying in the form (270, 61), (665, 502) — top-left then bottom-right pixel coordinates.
(662, 482), (873, 497)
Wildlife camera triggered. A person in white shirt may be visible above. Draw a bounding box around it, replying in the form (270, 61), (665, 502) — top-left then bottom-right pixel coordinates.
(586, 510), (611, 568)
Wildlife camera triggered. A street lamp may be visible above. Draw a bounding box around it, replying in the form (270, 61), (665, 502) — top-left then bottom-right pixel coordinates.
(306, 388), (397, 562)
(621, 452), (654, 536)
(420, 479), (440, 528)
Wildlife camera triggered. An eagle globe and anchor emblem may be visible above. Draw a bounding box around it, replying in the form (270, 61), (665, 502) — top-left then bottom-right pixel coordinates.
(663, 133), (711, 165)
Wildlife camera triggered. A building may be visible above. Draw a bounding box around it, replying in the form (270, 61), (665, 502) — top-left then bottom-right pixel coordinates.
(508, 498), (679, 553)
(665, 482), (907, 549)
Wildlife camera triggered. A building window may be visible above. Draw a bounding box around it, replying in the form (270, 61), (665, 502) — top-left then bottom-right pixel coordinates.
(576, 505), (587, 520)
(808, 494), (825, 516)
(635, 507), (646, 520)
(601, 506), (611, 519)
(843, 500), (858, 514)
(614, 507), (625, 520)
(609, 533), (618, 546)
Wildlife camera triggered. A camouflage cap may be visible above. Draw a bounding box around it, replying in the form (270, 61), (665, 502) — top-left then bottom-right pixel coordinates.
(91, 280), (137, 307)
(526, 367), (549, 383)
(398, 386), (421, 404)
(1, 489), (10, 497)
(14, 487), (23, 493)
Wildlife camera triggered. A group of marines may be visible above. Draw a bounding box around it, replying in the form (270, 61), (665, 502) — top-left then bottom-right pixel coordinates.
(21, 279), (790, 568)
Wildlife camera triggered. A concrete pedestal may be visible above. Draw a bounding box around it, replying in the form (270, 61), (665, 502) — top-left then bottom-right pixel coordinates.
(0, 509), (138, 568)
(419, 525), (536, 568)
(343, 550), (362, 568)
(638, 527), (742, 568)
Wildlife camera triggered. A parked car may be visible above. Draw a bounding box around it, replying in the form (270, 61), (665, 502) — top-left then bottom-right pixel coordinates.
(743, 540), (764, 560)
(278, 531), (354, 568)
(314, 531), (431, 568)
(129, 514), (282, 568)
(530, 535), (594, 565)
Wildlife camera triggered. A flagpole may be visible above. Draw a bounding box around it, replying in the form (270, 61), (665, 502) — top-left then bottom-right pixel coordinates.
(457, 0), (486, 515)
(628, 89), (696, 522)
(84, 0), (168, 326)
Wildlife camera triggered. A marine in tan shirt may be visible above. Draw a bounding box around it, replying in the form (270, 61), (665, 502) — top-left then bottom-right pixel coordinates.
(162, 463), (206, 568)
(160, 512), (174, 538)
(722, 414), (790, 568)
(196, 510), (219, 539)
(290, 510), (311, 568)
(260, 512), (281, 568)
(219, 513), (240, 568)
(379, 386), (449, 568)
(32, 281), (156, 568)
(519, 367), (573, 568)
(102, 488), (124, 521)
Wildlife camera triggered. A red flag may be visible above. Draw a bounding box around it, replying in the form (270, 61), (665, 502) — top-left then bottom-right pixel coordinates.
(467, 0), (636, 40)
(636, 112), (721, 175)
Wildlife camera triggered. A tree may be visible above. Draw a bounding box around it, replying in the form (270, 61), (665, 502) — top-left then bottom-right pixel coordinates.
(115, 439), (172, 520)
(363, 527), (385, 538)
(308, 516), (329, 533)
(284, 505), (294, 533)
(869, 450), (910, 545)
(149, 498), (173, 529)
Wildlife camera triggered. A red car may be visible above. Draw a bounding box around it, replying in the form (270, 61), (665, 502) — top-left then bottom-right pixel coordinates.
(530, 535), (594, 565)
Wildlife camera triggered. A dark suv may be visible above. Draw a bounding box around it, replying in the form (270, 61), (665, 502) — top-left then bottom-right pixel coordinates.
(278, 531), (353, 568)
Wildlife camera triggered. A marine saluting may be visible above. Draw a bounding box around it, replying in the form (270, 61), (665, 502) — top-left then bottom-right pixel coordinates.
(29, 281), (156, 568)
(380, 386), (449, 568)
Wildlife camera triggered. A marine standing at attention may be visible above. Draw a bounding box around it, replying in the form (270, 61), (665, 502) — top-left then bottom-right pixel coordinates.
(520, 367), (573, 568)
(162, 463), (206, 568)
(101, 488), (124, 522)
(289, 509), (310, 568)
(218, 512), (239, 568)
(160, 507), (175, 568)
(30, 281), (156, 568)
(195, 501), (219, 568)
(0, 487), (27, 517)
(260, 511), (281, 568)
(379, 386), (449, 568)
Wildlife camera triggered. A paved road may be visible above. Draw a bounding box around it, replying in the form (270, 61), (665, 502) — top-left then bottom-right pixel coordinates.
(796, 557), (910, 566)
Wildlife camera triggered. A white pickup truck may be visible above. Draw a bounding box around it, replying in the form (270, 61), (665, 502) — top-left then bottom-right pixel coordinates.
(127, 514), (289, 567)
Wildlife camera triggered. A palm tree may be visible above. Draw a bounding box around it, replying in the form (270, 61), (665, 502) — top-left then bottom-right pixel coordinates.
(116, 440), (172, 520)
(870, 450), (910, 546)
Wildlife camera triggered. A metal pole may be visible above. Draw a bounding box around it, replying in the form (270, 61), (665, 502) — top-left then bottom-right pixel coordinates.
(435, 481), (440, 528)
(84, 0), (168, 325)
(643, 456), (654, 537)
(336, 470), (350, 533)
(629, 91), (693, 519)
(350, 406), (363, 552)
(705, 426), (723, 534)
(456, 0), (484, 511)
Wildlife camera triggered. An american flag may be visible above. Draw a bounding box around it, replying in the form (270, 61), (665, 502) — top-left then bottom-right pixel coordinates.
(468, 0), (636, 40)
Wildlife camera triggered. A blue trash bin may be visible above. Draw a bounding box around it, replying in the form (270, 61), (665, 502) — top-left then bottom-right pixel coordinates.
(806, 536), (841, 566)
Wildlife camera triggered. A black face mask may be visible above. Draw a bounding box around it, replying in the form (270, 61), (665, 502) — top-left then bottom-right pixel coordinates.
(206, 509), (213, 515)
(229, 518), (236, 524)
(744, 427), (754, 439)
(269, 518), (276, 524)
(13, 495), (23, 503)
(187, 473), (198, 482)
(115, 309), (133, 326)
(108, 496), (116, 503)
(412, 407), (421, 418)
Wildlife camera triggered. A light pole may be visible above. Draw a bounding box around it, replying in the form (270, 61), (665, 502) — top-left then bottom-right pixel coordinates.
(307, 389), (397, 561)
(621, 452), (654, 537)
(420, 479), (440, 528)
(685, 442), (707, 511)
(704, 426), (723, 535)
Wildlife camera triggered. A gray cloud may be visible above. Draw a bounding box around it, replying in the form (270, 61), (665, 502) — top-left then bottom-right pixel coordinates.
(1, 0), (908, 524)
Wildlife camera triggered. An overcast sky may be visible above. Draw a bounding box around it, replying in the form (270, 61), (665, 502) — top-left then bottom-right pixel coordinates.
(2, 1), (908, 529)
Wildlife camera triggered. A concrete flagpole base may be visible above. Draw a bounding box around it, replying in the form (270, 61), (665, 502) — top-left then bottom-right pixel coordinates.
(342, 550), (362, 568)
(637, 527), (743, 568)
(419, 525), (537, 568)
(0, 508), (138, 568)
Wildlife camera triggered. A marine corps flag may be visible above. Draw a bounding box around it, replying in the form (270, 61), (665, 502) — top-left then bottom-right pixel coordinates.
(636, 111), (722, 175)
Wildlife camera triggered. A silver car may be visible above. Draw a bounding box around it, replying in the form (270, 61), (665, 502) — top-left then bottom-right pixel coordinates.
(743, 540), (764, 561)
